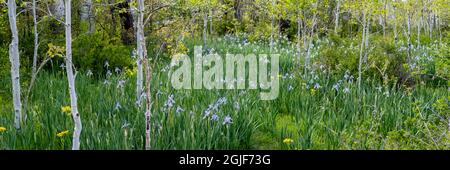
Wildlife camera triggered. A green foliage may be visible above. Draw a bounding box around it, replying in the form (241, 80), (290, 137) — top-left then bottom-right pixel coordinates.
(72, 33), (134, 74)
(0, 47), (9, 80)
(0, 0), (449, 150)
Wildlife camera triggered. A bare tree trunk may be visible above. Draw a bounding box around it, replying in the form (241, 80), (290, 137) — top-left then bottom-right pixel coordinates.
(270, 0), (275, 52)
(209, 9), (213, 34)
(363, 13), (371, 64)
(358, 11), (367, 91)
(136, 0), (144, 106)
(54, 0), (65, 19)
(428, 13), (433, 38)
(437, 16), (442, 44)
(203, 10), (208, 49)
(417, 14), (421, 48)
(144, 49), (151, 151)
(407, 13), (412, 60)
(234, 0), (242, 21)
(297, 15), (301, 63)
(137, 0), (151, 150)
(334, 0), (341, 34)
(84, 0), (95, 33)
(32, 0), (39, 75)
(382, 0), (387, 38)
(64, 0), (82, 150)
(7, 0), (22, 130)
(380, 14), (385, 38)
(393, 17), (397, 45)
(304, 2), (318, 72)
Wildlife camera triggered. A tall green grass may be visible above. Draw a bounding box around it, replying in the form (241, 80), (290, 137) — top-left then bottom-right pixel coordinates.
(0, 36), (448, 150)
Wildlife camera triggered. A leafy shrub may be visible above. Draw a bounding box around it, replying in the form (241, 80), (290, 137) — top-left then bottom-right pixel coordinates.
(0, 47), (8, 79)
(72, 33), (134, 75)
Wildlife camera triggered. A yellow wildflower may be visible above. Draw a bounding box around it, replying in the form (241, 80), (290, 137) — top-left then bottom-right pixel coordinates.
(125, 67), (137, 77)
(61, 106), (71, 113)
(310, 88), (316, 96)
(57, 130), (70, 138)
(0, 126), (7, 133)
(283, 138), (294, 144)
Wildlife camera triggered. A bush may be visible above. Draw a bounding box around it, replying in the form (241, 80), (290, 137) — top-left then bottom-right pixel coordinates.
(72, 33), (134, 75)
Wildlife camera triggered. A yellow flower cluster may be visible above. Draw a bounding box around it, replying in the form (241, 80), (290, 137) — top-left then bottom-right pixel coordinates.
(125, 67), (137, 77)
(0, 126), (7, 133)
(61, 106), (71, 113)
(57, 130), (70, 138)
(283, 138), (294, 144)
(310, 88), (317, 96)
(61, 106), (71, 116)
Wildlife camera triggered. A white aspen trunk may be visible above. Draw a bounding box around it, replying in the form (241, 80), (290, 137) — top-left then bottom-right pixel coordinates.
(358, 11), (366, 91)
(437, 16), (442, 44)
(209, 9), (213, 34)
(417, 14), (421, 48)
(393, 18), (397, 45)
(297, 16), (301, 63)
(32, 0), (38, 75)
(428, 13), (433, 38)
(334, 0), (341, 34)
(137, 0), (151, 150)
(54, 0), (65, 19)
(363, 13), (370, 64)
(7, 0), (22, 130)
(203, 10), (208, 49)
(83, 0), (95, 33)
(305, 8), (318, 72)
(423, 2), (429, 35)
(382, 0), (387, 38)
(136, 0), (144, 106)
(144, 50), (151, 151)
(380, 14), (385, 37)
(407, 13), (412, 60)
(64, 0), (82, 150)
(304, 25), (314, 73)
(270, 0), (275, 52)
(302, 19), (308, 73)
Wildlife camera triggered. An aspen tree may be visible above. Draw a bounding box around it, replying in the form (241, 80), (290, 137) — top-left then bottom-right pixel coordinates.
(7, 0), (22, 130)
(32, 0), (38, 75)
(64, 0), (82, 150)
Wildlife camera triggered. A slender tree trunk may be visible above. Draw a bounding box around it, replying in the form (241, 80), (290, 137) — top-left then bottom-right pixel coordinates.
(32, 0), (38, 75)
(7, 0), (22, 130)
(363, 13), (371, 64)
(64, 0), (82, 150)
(437, 16), (442, 44)
(428, 13), (433, 38)
(304, 2), (318, 72)
(86, 0), (95, 33)
(270, 0), (275, 52)
(144, 49), (151, 151)
(334, 0), (341, 34)
(234, 0), (242, 21)
(136, 0), (144, 106)
(380, 14), (385, 38)
(358, 11), (367, 91)
(209, 9), (213, 34)
(203, 10), (208, 49)
(137, 0), (151, 150)
(297, 15), (301, 63)
(407, 13), (412, 60)
(393, 17), (397, 45)
(417, 14), (421, 48)
(382, 0), (387, 38)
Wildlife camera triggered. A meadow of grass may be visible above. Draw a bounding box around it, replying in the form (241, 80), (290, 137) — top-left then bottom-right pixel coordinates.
(0, 35), (449, 150)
